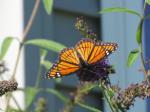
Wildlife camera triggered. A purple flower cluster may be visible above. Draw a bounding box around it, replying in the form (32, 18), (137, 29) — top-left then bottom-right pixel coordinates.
(76, 59), (115, 82)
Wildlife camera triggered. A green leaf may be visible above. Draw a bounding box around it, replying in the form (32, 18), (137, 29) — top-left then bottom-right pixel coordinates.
(0, 37), (14, 60)
(127, 49), (139, 67)
(41, 60), (52, 70)
(46, 88), (69, 103)
(25, 87), (38, 108)
(43, 0), (53, 15)
(107, 88), (115, 99)
(99, 7), (142, 18)
(6, 108), (20, 112)
(146, 0), (150, 5)
(25, 39), (66, 53)
(39, 48), (52, 70)
(40, 48), (48, 59)
(76, 102), (102, 112)
(136, 19), (144, 45)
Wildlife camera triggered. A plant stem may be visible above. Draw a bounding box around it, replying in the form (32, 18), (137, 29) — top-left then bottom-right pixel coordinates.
(17, 86), (102, 112)
(45, 88), (69, 103)
(22, 0), (40, 42)
(11, 45), (22, 80)
(140, 0), (146, 70)
(139, 18), (146, 72)
(140, 44), (146, 70)
(11, 0), (41, 81)
(35, 61), (42, 88)
(100, 84), (116, 112)
(6, 0), (41, 111)
(103, 90), (116, 112)
(17, 87), (70, 104)
(143, 0), (147, 15)
(140, 0), (149, 82)
(76, 101), (102, 112)
(11, 95), (22, 111)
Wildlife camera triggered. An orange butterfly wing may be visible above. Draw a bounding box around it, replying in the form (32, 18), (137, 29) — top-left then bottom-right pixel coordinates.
(75, 38), (118, 64)
(59, 48), (80, 65)
(75, 38), (95, 62)
(101, 42), (118, 52)
(87, 43), (106, 64)
(88, 42), (118, 64)
(47, 48), (80, 78)
(47, 63), (59, 78)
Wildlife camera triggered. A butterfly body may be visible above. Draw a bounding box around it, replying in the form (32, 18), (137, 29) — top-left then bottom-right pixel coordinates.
(47, 38), (118, 79)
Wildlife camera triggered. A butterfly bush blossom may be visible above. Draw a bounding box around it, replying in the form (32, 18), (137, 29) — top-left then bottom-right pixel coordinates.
(0, 80), (18, 96)
(76, 59), (115, 82)
(75, 18), (115, 82)
(75, 17), (97, 39)
(111, 80), (150, 110)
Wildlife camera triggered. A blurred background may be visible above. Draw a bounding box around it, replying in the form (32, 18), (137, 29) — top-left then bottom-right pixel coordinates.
(1, 0), (150, 112)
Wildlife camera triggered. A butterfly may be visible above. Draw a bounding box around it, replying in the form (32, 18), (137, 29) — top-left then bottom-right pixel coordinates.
(46, 38), (118, 79)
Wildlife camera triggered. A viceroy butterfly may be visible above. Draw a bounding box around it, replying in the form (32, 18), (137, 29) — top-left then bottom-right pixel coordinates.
(46, 38), (118, 79)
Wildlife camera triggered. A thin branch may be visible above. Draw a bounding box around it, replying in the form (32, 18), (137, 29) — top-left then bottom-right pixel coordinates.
(11, 95), (23, 111)
(22, 0), (41, 42)
(6, 0), (41, 110)
(11, 46), (22, 80)
(35, 59), (42, 88)
(11, 0), (41, 80)
(143, 0), (147, 15)
(100, 84), (117, 112)
(103, 89), (116, 112)
(76, 101), (102, 112)
(140, 1), (149, 82)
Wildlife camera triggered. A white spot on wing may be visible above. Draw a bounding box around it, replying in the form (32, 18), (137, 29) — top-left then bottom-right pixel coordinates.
(106, 51), (109, 55)
(56, 72), (61, 77)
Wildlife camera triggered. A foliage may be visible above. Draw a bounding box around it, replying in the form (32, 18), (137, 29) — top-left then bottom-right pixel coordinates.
(99, 7), (142, 18)
(127, 49), (139, 67)
(25, 39), (66, 53)
(0, 37), (14, 60)
(43, 0), (53, 15)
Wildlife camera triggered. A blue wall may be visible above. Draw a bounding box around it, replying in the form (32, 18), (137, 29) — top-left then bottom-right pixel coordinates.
(101, 0), (146, 112)
(144, 4), (150, 112)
